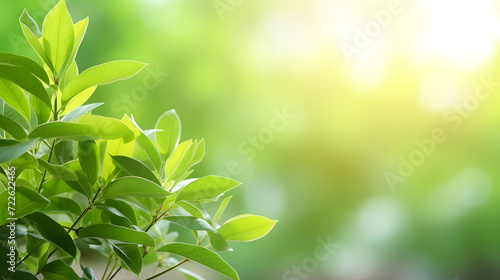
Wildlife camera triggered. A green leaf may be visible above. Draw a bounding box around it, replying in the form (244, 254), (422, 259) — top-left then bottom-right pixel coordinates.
(20, 10), (53, 71)
(155, 109), (181, 160)
(130, 116), (162, 172)
(111, 155), (160, 185)
(111, 243), (143, 276)
(104, 199), (137, 225)
(0, 186), (50, 225)
(41, 260), (79, 280)
(30, 91), (51, 125)
(0, 52), (50, 84)
(82, 267), (97, 280)
(94, 204), (134, 228)
(12, 271), (38, 280)
(10, 152), (38, 169)
(164, 216), (216, 233)
(218, 214), (277, 242)
(58, 17), (89, 80)
(78, 224), (155, 247)
(62, 61), (147, 103)
(28, 116), (133, 140)
(213, 195), (233, 223)
(0, 64), (51, 107)
(78, 141), (99, 185)
(100, 176), (169, 200)
(37, 158), (77, 181)
(60, 86), (96, 115)
(164, 140), (204, 187)
(0, 78), (30, 122)
(178, 267), (205, 280)
(47, 196), (82, 217)
(0, 114), (27, 139)
(157, 243), (239, 280)
(54, 140), (74, 164)
(175, 176), (241, 203)
(0, 138), (37, 163)
(61, 102), (103, 122)
(178, 201), (205, 220)
(23, 212), (77, 257)
(208, 231), (232, 252)
(43, 0), (74, 74)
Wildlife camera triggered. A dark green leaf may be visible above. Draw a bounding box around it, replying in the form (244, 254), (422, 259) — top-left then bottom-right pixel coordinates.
(111, 243), (142, 275)
(0, 64), (50, 107)
(47, 196), (82, 217)
(23, 212), (77, 257)
(12, 270), (38, 280)
(82, 267), (97, 280)
(41, 260), (79, 280)
(100, 176), (169, 200)
(104, 199), (137, 225)
(78, 224), (155, 247)
(0, 52), (49, 84)
(0, 115), (27, 139)
(78, 141), (99, 185)
(111, 155), (160, 185)
(157, 243), (239, 280)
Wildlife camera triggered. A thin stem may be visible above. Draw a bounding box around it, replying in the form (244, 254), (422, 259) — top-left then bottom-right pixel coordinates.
(102, 254), (113, 280)
(145, 259), (188, 280)
(36, 139), (57, 193)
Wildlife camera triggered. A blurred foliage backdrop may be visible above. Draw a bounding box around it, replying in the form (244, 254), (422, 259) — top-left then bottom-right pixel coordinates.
(2, 0), (500, 279)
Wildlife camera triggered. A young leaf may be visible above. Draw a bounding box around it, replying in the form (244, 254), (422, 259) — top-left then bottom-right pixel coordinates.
(60, 86), (97, 114)
(208, 231), (232, 252)
(78, 224), (155, 247)
(155, 109), (181, 160)
(100, 176), (169, 200)
(62, 60), (147, 103)
(42, 0), (74, 74)
(111, 243), (143, 275)
(37, 158), (77, 181)
(57, 17), (89, 80)
(178, 201), (205, 220)
(23, 212), (77, 257)
(41, 260), (80, 280)
(157, 243), (239, 280)
(0, 78), (30, 122)
(175, 176), (241, 203)
(213, 195), (233, 223)
(0, 138), (37, 163)
(111, 155), (160, 185)
(164, 216), (216, 233)
(20, 10), (53, 71)
(0, 186), (50, 226)
(217, 214), (278, 242)
(131, 117), (162, 172)
(0, 114), (27, 139)
(78, 140), (99, 185)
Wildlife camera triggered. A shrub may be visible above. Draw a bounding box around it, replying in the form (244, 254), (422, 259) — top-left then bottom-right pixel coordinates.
(0, 1), (276, 279)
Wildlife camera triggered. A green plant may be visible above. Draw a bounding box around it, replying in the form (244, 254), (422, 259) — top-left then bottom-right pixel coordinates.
(0, 1), (277, 279)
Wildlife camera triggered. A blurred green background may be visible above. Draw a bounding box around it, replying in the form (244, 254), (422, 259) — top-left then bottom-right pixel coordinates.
(2, 0), (500, 279)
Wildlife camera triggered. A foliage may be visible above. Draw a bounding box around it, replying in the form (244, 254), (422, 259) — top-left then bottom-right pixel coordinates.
(0, 1), (277, 279)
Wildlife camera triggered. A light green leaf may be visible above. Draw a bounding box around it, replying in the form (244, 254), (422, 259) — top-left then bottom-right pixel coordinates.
(37, 158), (77, 181)
(30, 90), (52, 125)
(155, 109), (181, 160)
(111, 155), (160, 185)
(23, 212), (77, 257)
(47, 196), (82, 217)
(157, 243), (239, 280)
(0, 78), (30, 122)
(78, 140), (99, 185)
(218, 214), (278, 242)
(62, 61), (147, 103)
(111, 243), (142, 276)
(42, 0), (74, 74)
(60, 86), (96, 115)
(100, 176), (169, 200)
(175, 176), (241, 203)
(0, 138), (37, 163)
(58, 17), (88, 80)
(213, 195), (233, 223)
(54, 140), (74, 164)
(78, 224), (155, 247)
(61, 102), (103, 122)
(0, 52), (50, 84)
(20, 10), (53, 70)
(10, 152), (38, 169)
(131, 116), (161, 172)
(28, 117), (133, 140)
(0, 114), (27, 139)
(20, 9), (41, 38)
(41, 260), (79, 280)
(0, 186), (50, 226)
(178, 201), (205, 220)
(104, 199), (137, 225)
(178, 267), (205, 280)
(164, 216), (216, 233)
(164, 140), (204, 188)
